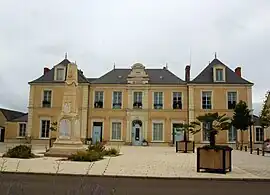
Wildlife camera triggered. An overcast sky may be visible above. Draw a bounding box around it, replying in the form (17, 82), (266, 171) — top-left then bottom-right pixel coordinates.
(0, 0), (269, 114)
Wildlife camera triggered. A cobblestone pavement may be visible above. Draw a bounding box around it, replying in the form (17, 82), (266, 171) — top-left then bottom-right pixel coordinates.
(0, 143), (269, 179)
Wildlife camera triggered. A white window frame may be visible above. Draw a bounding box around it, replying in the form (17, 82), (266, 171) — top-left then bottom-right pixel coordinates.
(227, 91), (238, 110)
(94, 91), (104, 108)
(255, 126), (264, 143)
(201, 91), (213, 110)
(215, 68), (224, 81)
(42, 89), (52, 108)
(172, 92), (183, 109)
(152, 120), (164, 142)
(54, 67), (65, 81)
(213, 66), (226, 82)
(153, 92), (163, 109)
(110, 120), (122, 141)
(201, 122), (210, 143)
(40, 117), (51, 139)
(133, 91), (143, 103)
(227, 125), (237, 143)
(112, 91), (122, 109)
(17, 123), (27, 138)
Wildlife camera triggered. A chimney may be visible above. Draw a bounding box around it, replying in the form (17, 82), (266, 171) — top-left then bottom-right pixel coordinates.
(185, 65), (190, 81)
(44, 67), (50, 75)
(235, 67), (241, 77)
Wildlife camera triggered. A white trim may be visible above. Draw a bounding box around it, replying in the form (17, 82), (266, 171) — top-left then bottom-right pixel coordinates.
(151, 120), (165, 142)
(226, 90), (238, 110)
(133, 91), (143, 108)
(90, 119), (104, 140)
(171, 91), (183, 109)
(152, 91), (164, 109)
(170, 120), (185, 142)
(110, 119), (123, 141)
(200, 90), (213, 110)
(39, 117), (51, 139)
(54, 65), (66, 81)
(111, 90), (123, 109)
(17, 122), (27, 138)
(254, 126), (264, 143)
(213, 65), (226, 82)
(201, 122), (210, 143)
(41, 89), (53, 108)
(93, 90), (105, 108)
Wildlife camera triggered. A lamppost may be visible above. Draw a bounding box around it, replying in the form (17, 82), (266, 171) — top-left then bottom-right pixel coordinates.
(249, 109), (254, 154)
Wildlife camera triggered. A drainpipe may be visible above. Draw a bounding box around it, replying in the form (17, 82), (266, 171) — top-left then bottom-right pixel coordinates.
(86, 84), (90, 143)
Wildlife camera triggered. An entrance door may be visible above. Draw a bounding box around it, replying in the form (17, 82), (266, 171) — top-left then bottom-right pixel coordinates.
(92, 122), (102, 144)
(0, 127), (5, 142)
(173, 124), (184, 144)
(132, 124), (142, 145)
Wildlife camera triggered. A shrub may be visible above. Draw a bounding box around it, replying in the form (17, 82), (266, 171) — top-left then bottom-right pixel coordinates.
(104, 148), (119, 156)
(88, 142), (106, 153)
(68, 150), (103, 162)
(3, 145), (35, 159)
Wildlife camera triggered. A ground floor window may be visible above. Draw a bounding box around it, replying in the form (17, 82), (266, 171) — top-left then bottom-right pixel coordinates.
(153, 123), (163, 141)
(202, 122), (210, 142)
(228, 126), (237, 142)
(18, 123), (26, 137)
(111, 122), (121, 140)
(255, 127), (264, 142)
(41, 120), (50, 138)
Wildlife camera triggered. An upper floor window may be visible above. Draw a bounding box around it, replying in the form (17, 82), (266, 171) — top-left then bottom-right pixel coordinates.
(202, 91), (212, 109)
(227, 92), (237, 109)
(42, 90), (52, 108)
(56, 67), (65, 81)
(113, 91), (122, 109)
(255, 127), (264, 142)
(215, 68), (224, 81)
(133, 92), (143, 109)
(202, 122), (211, 142)
(172, 92), (182, 109)
(153, 92), (163, 109)
(18, 123), (26, 137)
(94, 91), (104, 108)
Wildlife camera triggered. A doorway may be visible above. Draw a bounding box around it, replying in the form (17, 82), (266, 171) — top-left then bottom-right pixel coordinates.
(92, 122), (103, 144)
(0, 127), (5, 142)
(132, 120), (142, 146)
(172, 123), (184, 145)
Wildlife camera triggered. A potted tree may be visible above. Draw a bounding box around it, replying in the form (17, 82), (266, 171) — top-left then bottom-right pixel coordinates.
(142, 139), (148, 146)
(175, 123), (195, 153)
(191, 112), (232, 174)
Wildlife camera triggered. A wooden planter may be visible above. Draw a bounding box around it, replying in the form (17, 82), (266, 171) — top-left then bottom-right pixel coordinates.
(176, 141), (195, 153)
(197, 147), (232, 174)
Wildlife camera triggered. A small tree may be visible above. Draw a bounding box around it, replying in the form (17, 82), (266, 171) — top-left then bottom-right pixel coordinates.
(231, 100), (251, 149)
(191, 112), (231, 147)
(175, 123), (196, 142)
(49, 121), (57, 148)
(259, 91), (270, 139)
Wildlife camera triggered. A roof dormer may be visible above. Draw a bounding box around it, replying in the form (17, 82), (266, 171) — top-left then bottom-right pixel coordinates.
(213, 64), (226, 82)
(127, 63), (149, 84)
(54, 64), (66, 81)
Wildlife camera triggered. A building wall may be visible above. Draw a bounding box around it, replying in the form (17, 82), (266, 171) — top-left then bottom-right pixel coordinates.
(0, 111), (7, 128)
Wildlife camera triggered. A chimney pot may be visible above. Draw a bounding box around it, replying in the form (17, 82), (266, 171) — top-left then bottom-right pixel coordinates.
(44, 67), (50, 75)
(235, 67), (241, 77)
(185, 65), (191, 82)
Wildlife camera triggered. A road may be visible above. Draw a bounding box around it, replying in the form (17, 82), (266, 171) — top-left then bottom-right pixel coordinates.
(0, 173), (269, 195)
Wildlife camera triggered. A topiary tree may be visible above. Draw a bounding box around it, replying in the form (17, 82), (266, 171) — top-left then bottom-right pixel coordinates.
(231, 100), (251, 150)
(191, 112), (231, 147)
(259, 91), (270, 140)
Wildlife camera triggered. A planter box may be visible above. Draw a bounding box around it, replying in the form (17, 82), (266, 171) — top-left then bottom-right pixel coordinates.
(176, 141), (195, 153)
(197, 147), (232, 174)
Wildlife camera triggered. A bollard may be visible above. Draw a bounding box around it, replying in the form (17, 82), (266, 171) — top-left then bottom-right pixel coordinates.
(262, 149), (265, 156)
(244, 146), (247, 152)
(257, 148), (260, 155)
(240, 146), (243, 151)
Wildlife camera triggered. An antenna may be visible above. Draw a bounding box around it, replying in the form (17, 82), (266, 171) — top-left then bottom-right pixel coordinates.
(165, 62), (168, 69)
(65, 52), (67, 59)
(113, 62), (116, 69)
(214, 52), (217, 59)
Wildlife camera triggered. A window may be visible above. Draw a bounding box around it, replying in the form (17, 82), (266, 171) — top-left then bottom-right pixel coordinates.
(172, 92), (182, 109)
(111, 122), (121, 140)
(153, 92), (163, 109)
(153, 122), (163, 141)
(41, 120), (50, 138)
(227, 92), (237, 109)
(43, 90), (52, 108)
(94, 91), (104, 108)
(228, 126), (237, 142)
(202, 91), (212, 109)
(216, 68), (224, 81)
(56, 68), (65, 81)
(202, 122), (210, 142)
(112, 91), (122, 109)
(255, 127), (264, 142)
(18, 123), (26, 137)
(133, 92), (143, 109)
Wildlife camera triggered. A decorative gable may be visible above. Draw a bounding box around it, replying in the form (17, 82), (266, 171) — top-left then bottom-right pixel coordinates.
(127, 63), (149, 84)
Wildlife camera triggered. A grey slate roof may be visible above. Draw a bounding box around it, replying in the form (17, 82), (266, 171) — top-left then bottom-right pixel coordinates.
(190, 58), (253, 85)
(89, 68), (185, 84)
(0, 108), (26, 122)
(29, 59), (89, 84)
(11, 114), (28, 122)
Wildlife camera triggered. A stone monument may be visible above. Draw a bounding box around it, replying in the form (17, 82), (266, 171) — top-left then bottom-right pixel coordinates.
(45, 62), (85, 157)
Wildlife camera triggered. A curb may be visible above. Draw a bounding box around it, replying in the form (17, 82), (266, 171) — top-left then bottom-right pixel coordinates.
(1, 171), (270, 182)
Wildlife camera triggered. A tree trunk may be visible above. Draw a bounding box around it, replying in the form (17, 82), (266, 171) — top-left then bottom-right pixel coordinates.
(183, 131), (187, 142)
(209, 131), (216, 147)
(241, 130), (244, 150)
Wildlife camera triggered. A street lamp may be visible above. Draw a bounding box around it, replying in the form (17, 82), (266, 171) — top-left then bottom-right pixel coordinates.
(249, 109), (254, 154)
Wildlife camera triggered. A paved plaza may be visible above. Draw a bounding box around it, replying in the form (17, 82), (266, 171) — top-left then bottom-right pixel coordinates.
(0, 143), (270, 179)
